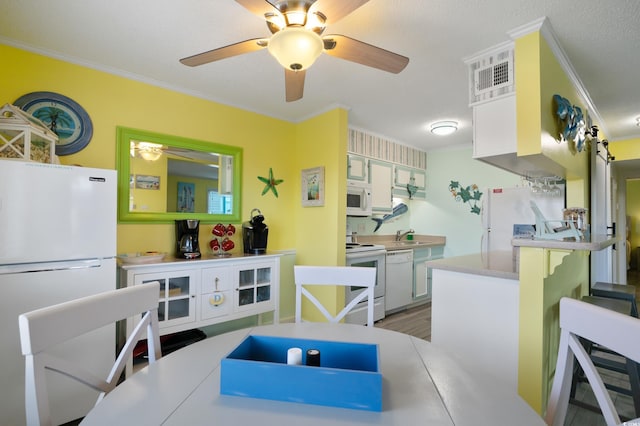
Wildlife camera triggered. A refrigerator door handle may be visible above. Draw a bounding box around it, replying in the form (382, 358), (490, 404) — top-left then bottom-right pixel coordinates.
(0, 259), (103, 275)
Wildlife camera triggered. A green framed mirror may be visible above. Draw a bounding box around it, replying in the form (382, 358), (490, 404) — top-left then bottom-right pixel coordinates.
(116, 126), (242, 224)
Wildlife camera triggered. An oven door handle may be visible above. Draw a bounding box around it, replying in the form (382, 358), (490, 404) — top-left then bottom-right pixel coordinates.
(346, 250), (387, 261)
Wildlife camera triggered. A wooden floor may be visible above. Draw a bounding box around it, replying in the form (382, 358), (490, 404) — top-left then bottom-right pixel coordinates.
(375, 269), (640, 426)
(375, 303), (431, 341)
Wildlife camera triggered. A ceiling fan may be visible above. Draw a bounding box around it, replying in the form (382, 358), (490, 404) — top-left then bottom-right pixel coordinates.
(179, 0), (409, 102)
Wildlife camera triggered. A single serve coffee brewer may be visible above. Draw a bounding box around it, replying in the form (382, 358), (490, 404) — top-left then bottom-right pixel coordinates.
(242, 209), (268, 254)
(175, 219), (201, 259)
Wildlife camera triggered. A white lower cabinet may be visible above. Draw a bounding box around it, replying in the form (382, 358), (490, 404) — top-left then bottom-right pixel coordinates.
(201, 266), (232, 320)
(412, 246), (444, 301)
(133, 269), (198, 329)
(119, 254), (280, 337)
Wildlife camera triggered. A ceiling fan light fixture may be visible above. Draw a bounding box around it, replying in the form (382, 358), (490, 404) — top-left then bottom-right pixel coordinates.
(265, 13), (286, 32)
(284, 10), (307, 26)
(430, 121), (458, 136)
(268, 27), (324, 71)
(136, 141), (163, 161)
(305, 11), (327, 34)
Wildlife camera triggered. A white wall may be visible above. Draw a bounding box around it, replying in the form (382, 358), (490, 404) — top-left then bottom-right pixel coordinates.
(410, 147), (520, 257)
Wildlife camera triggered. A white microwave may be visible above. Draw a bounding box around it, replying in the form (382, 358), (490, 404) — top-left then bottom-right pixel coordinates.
(346, 180), (372, 216)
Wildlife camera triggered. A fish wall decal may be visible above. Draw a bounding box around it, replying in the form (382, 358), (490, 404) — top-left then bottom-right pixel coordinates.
(372, 203), (408, 232)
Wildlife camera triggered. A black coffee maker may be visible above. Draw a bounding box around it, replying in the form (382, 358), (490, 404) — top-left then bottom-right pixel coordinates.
(242, 209), (268, 254)
(175, 219), (201, 259)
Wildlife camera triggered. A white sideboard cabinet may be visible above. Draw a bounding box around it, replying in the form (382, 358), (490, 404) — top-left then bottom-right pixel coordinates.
(118, 254), (281, 338)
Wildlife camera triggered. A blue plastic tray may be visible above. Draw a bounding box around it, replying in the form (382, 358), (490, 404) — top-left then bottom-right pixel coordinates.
(220, 335), (382, 411)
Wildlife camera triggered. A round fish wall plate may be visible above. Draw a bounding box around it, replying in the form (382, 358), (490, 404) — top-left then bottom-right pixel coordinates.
(14, 91), (93, 155)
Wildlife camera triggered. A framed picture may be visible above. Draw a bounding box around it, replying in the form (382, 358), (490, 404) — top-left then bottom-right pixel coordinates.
(301, 166), (324, 207)
(135, 174), (160, 190)
(177, 182), (195, 213)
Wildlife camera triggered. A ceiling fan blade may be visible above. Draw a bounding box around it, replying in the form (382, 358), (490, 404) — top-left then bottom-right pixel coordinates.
(323, 34), (409, 74)
(310, 0), (370, 24)
(235, 0), (279, 18)
(285, 69), (305, 102)
(180, 39), (268, 67)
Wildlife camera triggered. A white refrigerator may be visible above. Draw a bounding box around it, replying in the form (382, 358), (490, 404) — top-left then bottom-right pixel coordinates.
(0, 160), (117, 426)
(481, 186), (565, 253)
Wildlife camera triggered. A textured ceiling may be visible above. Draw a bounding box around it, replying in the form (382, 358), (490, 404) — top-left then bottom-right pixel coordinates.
(1, 0), (639, 153)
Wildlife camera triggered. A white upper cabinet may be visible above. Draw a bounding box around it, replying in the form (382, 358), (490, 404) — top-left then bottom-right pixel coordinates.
(394, 165), (426, 199)
(368, 159), (393, 213)
(347, 154), (367, 181)
(472, 95), (517, 159)
(394, 165), (426, 189)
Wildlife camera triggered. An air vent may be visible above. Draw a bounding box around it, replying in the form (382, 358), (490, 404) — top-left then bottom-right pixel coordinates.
(465, 43), (514, 106)
(474, 59), (512, 95)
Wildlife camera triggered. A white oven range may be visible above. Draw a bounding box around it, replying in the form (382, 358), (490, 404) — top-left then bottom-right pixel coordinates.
(345, 243), (386, 324)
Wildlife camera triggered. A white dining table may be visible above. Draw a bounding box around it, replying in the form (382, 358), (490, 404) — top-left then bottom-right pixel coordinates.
(81, 323), (545, 425)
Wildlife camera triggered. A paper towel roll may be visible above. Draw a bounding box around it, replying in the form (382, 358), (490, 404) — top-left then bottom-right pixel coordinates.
(287, 347), (302, 365)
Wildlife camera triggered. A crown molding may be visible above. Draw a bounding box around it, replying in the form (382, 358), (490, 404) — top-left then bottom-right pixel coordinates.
(507, 17), (607, 136)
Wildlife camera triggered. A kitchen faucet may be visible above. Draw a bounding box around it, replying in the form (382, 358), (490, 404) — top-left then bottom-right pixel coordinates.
(395, 229), (415, 241)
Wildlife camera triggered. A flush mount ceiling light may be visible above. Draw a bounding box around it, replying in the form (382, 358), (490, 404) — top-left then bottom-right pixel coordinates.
(430, 121), (458, 136)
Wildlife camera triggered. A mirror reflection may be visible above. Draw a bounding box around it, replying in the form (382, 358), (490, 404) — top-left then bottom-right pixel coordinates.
(117, 127), (242, 223)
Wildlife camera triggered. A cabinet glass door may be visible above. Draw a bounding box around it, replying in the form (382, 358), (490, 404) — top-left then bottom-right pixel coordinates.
(136, 270), (196, 329)
(235, 265), (273, 311)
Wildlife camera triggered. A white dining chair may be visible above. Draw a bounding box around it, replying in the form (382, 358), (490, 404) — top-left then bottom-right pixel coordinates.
(18, 282), (162, 426)
(294, 265), (377, 327)
(545, 297), (640, 426)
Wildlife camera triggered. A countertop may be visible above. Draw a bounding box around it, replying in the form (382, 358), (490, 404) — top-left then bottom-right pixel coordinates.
(117, 252), (282, 268)
(426, 234), (618, 280)
(355, 234), (446, 251)
(426, 251), (518, 280)
(511, 233), (619, 251)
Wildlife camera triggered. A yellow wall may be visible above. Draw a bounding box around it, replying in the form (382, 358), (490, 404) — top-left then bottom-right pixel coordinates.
(1, 42), (354, 322)
(515, 31), (589, 207)
(627, 180), (640, 259)
(166, 175), (218, 213)
(0, 43), (350, 261)
(293, 108), (349, 321)
(514, 30), (592, 413)
(611, 137), (640, 161)
(130, 155), (168, 212)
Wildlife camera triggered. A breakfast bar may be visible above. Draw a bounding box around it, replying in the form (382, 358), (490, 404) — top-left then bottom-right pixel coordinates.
(427, 234), (618, 413)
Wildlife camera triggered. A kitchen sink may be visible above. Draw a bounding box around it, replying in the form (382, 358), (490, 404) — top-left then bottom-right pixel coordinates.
(389, 241), (426, 246)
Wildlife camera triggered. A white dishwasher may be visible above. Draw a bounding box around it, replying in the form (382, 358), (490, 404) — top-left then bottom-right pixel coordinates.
(385, 249), (414, 314)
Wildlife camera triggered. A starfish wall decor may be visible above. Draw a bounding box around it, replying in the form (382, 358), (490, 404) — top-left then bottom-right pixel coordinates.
(258, 168), (283, 198)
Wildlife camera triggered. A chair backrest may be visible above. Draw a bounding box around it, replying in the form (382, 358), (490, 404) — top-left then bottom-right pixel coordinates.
(294, 265), (377, 327)
(18, 282), (162, 426)
(545, 297), (640, 426)
(530, 201), (553, 234)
